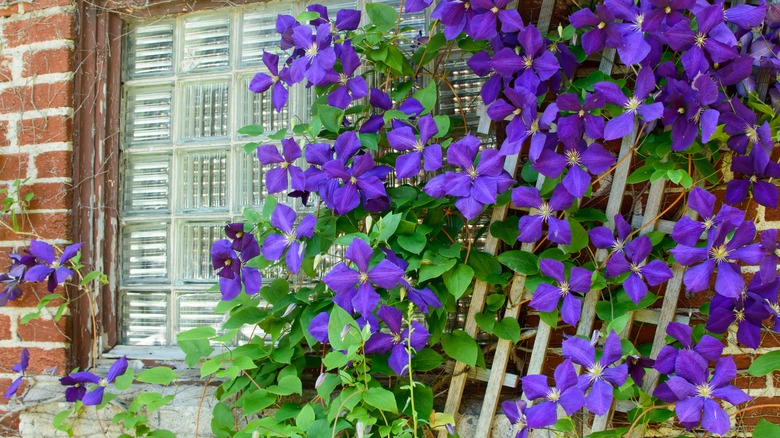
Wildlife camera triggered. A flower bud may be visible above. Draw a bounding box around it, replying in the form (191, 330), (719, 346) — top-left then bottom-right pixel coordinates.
(315, 373), (327, 389)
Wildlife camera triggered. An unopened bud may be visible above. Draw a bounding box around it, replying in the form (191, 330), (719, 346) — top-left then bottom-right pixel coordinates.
(356, 420), (365, 438)
(590, 330), (600, 346)
(282, 303), (297, 318)
(445, 424), (455, 435)
(340, 325), (352, 341)
(315, 373), (327, 389)
(365, 215), (373, 233)
(313, 253), (324, 270)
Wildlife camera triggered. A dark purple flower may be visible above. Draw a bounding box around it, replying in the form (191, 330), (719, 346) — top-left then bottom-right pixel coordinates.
(726, 122), (780, 209)
(626, 355), (655, 386)
(431, 0), (473, 40)
(521, 359), (585, 427)
(261, 204), (316, 275)
(529, 259), (592, 325)
(653, 322), (725, 375)
(487, 85), (538, 156)
(671, 219), (763, 298)
(4, 349), (29, 399)
(603, 0), (654, 65)
(276, 14), (300, 51)
(660, 75), (720, 151)
(490, 25), (558, 81)
(257, 138), (305, 195)
(570, 5), (624, 56)
(211, 235), (262, 301)
(306, 5), (362, 31)
(605, 235), (674, 304)
(248, 52), (291, 112)
(0, 253), (34, 306)
(467, 0), (524, 41)
(60, 371), (98, 402)
(643, 0), (695, 33)
(60, 356), (128, 406)
(308, 311), (330, 344)
(512, 185), (575, 245)
(4, 377), (22, 399)
(655, 351), (750, 435)
(423, 134), (514, 220)
(594, 68), (663, 140)
(506, 102), (558, 161)
(321, 41), (367, 109)
(532, 141), (615, 198)
(405, 0), (434, 13)
(759, 229), (780, 283)
(388, 114), (442, 179)
(589, 214), (634, 253)
(359, 88), (393, 134)
(364, 305), (430, 375)
(289, 23), (336, 85)
(665, 6), (739, 76)
(24, 240), (82, 293)
(403, 280), (441, 314)
(562, 331), (628, 415)
(502, 400), (540, 438)
(323, 238), (404, 316)
(719, 97), (760, 155)
(555, 92), (605, 148)
(706, 276), (776, 348)
(671, 187), (744, 247)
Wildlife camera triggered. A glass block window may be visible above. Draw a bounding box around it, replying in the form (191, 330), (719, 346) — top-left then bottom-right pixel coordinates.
(119, 1), (446, 346)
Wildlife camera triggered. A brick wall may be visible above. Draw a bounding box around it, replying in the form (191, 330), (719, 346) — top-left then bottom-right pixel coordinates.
(0, 0), (75, 433)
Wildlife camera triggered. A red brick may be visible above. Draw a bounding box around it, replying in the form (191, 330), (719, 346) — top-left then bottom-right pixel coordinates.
(0, 56), (12, 83)
(17, 315), (70, 343)
(33, 151), (71, 179)
(20, 182), (71, 210)
(3, 14), (74, 48)
(27, 0), (73, 11)
(22, 47), (73, 77)
(0, 347), (67, 375)
(0, 212), (71, 241)
(0, 82), (73, 113)
(737, 397), (780, 427)
(0, 4), (20, 17)
(18, 115), (71, 145)
(0, 121), (8, 147)
(6, 282), (66, 308)
(0, 153), (29, 180)
(0, 410), (19, 431)
(0, 315), (11, 341)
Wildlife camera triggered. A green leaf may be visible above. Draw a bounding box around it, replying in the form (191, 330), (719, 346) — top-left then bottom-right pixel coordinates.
(475, 312), (496, 332)
(178, 339), (214, 368)
(442, 264), (474, 300)
(359, 133), (378, 151)
(237, 125), (264, 136)
(626, 164), (654, 184)
(177, 326), (216, 341)
(268, 375), (302, 396)
(433, 115), (450, 137)
(418, 253), (456, 283)
(377, 212), (402, 242)
(328, 305), (360, 351)
(493, 318), (521, 342)
(136, 367), (176, 385)
(497, 250), (539, 275)
(484, 294), (505, 312)
(243, 389), (276, 415)
(413, 81), (437, 113)
(564, 218), (589, 253)
(748, 350), (780, 376)
(318, 104), (344, 132)
(296, 11), (321, 21)
(260, 278), (290, 306)
(296, 404), (316, 430)
(365, 3), (398, 32)
(755, 419), (780, 437)
(364, 387), (398, 413)
(114, 368), (134, 391)
(467, 250), (502, 282)
(490, 216), (520, 245)
(539, 309), (559, 329)
(606, 313), (631, 335)
(81, 270), (103, 286)
(411, 349), (443, 372)
(440, 330), (479, 366)
(398, 232), (426, 254)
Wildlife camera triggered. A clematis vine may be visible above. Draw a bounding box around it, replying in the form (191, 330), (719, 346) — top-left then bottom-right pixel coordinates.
(532, 141), (616, 198)
(562, 331), (628, 415)
(257, 138), (305, 195)
(261, 204), (316, 275)
(387, 113), (442, 179)
(512, 185), (575, 245)
(248, 52), (292, 112)
(24, 240), (82, 293)
(521, 359), (585, 428)
(594, 68), (663, 140)
(364, 305), (430, 375)
(211, 233), (262, 300)
(60, 356), (128, 406)
(605, 235), (674, 304)
(529, 259), (592, 326)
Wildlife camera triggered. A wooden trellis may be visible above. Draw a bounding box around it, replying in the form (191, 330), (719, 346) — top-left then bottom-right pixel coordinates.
(436, 0), (775, 435)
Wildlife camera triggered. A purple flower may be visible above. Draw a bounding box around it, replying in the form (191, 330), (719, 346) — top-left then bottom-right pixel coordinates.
(305, 5), (362, 31)
(467, 0), (524, 41)
(431, 0), (472, 40)
(605, 235), (674, 304)
(308, 311), (330, 344)
(402, 280), (441, 314)
(555, 92), (605, 148)
(671, 219), (763, 298)
(261, 204), (316, 275)
(490, 25), (558, 81)
(405, 0), (434, 13)
(323, 238), (404, 316)
(521, 359), (585, 427)
(706, 276), (776, 348)
(423, 134), (514, 220)
(248, 52), (291, 112)
(257, 138), (305, 195)
(719, 97), (761, 154)
(726, 122), (780, 209)
(588, 214), (634, 253)
(0, 253), (34, 306)
(653, 322), (725, 375)
(359, 88), (393, 134)
(4, 349), (29, 399)
(570, 5), (624, 56)
(643, 0), (695, 33)
(532, 141), (615, 198)
(387, 114), (442, 179)
(24, 240), (82, 293)
(655, 351), (750, 435)
(562, 331), (628, 415)
(487, 85), (538, 156)
(671, 187), (744, 247)
(665, 6), (739, 77)
(501, 400), (537, 438)
(60, 371), (99, 402)
(529, 259), (592, 325)
(759, 229), (780, 283)
(289, 23), (336, 85)
(512, 185), (575, 245)
(320, 41), (368, 109)
(211, 235), (262, 301)
(60, 356), (128, 406)
(594, 68), (663, 140)
(603, 0), (654, 65)
(364, 305), (430, 375)
(660, 75), (720, 151)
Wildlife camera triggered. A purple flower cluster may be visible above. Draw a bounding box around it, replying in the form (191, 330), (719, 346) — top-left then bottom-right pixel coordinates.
(60, 356), (128, 405)
(211, 224), (262, 300)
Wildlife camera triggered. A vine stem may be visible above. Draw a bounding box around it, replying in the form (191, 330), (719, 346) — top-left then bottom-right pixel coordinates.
(625, 404), (672, 437)
(405, 304), (419, 437)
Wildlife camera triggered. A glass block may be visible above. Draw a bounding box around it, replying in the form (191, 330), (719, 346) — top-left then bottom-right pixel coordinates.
(239, 4), (294, 65)
(178, 150), (228, 210)
(121, 222), (169, 284)
(439, 50), (485, 132)
(124, 86), (172, 146)
(178, 222), (224, 282)
(239, 75), (289, 135)
(120, 291), (169, 345)
(181, 15), (231, 73)
(122, 153), (171, 213)
(180, 81), (230, 139)
(237, 147), (263, 208)
(175, 292), (226, 338)
(124, 21), (174, 78)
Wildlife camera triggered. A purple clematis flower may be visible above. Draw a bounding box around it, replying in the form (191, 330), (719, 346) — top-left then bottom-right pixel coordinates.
(423, 134), (514, 220)
(4, 349), (28, 399)
(305, 4), (362, 32)
(529, 259), (592, 325)
(655, 351), (750, 435)
(257, 138), (305, 194)
(248, 52), (291, 112)
(488, 84), (541, 156)
(467, 0), (524, 41)
(532, 141), (616, 198)
(671, 218), (763, 298)
(719, 97), (761, 154)
(405, 0), (434, 13)
(555, 92), (605, 148)
(726, 122), (780, 209)
(323, 238), (404, 316)
(387, 114), (442, 179)
(706, 276), (777, 348)
(502, 400), (544, 438)
(653, 322), (725, 375)
(60, 356), (128, 406)
(604, 0), (654, 65)
(605, 235), (674, 304)
(570, 5), (625, 56)
(0, 253), (35, 306)
(60, 371), (98, 402)
(430, 0), (473, 40)
(24, 240), (82, 293)
(402, 280), (441, 314)
(671, 187), (744, 247)
(759, 229), (780, 283)
(660, 75), (721, 151)
(308, 311), (330, 344)
(359, 88), (393, 134)
(364, 305), (430, 375)
(665, 6), (739, 76)
(261, 204), (316, 275)
(589, 214), (634, 253)
(562, 331), (628, 415)
(594, 68), (663, 141)
(521, 359), (586, 428)
(321, 41), (368, 109)
(512, 185), (575, 245)
(643, 0), (695, 33)
(490, 25), (558, 81)
(211, 235), (262, 300)
(289, 23), (336, 85)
